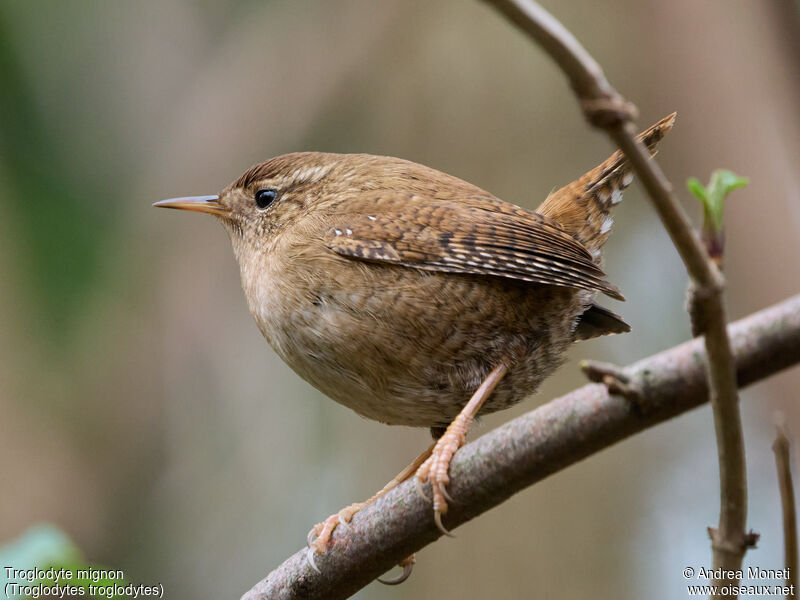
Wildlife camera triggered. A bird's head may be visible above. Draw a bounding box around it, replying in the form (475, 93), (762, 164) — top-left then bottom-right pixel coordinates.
(154, 152), (351, 246)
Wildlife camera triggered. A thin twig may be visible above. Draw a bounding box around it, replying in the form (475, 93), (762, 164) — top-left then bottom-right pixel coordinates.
(242, 294), (800, 600)
(580, 360), (643, 405)
(480, 0), (749, 591)
(773, 421), (798, 592)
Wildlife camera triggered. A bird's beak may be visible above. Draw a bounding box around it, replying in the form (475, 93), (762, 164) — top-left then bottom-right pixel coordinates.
(153, 195), (229, 216)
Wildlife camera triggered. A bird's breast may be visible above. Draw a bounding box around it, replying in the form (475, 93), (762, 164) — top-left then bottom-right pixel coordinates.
(238, 242), (585, 427)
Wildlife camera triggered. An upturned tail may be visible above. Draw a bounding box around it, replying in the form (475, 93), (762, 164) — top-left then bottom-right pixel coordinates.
(536, 113), (676, 262)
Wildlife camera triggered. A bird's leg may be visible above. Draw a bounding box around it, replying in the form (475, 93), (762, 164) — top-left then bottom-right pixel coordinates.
(308, 440), (436, 557)
(415, 363), (509, 535)
(308, 363), (508, 575)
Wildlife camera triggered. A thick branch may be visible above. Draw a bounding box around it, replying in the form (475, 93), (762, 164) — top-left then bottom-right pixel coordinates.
(242, 294), (800, 600)
(481, 0), (748, 588)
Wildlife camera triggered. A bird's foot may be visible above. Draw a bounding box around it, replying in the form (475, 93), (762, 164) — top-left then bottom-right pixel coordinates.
(306, 502), (417, 584)
(306, 502), (364, 571)
(415, 414), (471, 536)
(303, 441), (437, 579)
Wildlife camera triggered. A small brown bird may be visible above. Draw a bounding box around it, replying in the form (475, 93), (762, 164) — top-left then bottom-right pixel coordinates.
(156, 114), (674, 578)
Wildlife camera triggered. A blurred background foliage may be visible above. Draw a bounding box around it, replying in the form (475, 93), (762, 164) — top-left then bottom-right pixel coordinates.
(1, 1), (798, 598)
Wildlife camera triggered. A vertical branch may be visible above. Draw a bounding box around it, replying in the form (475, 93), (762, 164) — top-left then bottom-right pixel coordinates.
(480, 0), (751, 593)
(773, 422), (798, 592)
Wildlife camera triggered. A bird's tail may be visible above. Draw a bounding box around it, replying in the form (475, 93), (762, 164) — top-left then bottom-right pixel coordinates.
(536, 113), (676, 262)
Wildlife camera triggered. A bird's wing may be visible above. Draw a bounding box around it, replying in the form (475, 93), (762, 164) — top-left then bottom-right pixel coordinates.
(323, 194), (624, 300)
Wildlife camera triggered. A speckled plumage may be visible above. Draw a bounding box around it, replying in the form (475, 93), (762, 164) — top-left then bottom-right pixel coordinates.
(207, 114), (675, 428)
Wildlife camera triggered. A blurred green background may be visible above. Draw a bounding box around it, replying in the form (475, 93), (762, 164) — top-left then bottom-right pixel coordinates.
(1, 1), (799, 598)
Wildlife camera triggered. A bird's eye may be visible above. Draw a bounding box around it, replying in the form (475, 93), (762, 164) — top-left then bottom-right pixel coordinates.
(254, 189), (278, 209)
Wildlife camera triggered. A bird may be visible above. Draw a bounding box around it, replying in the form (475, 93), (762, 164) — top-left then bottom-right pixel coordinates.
(155, 113), (674, 582)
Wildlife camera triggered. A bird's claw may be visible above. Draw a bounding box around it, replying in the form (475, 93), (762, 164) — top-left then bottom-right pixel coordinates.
(377, 554), (416, 585)
(304, 502), (365, 572)
(434, 509), (455, 537)
(306, 545), (321, 573)
(439, 481), (454, 504)
(305, 513), (340, 558)
(306, 524), (320, 549)
(415, 421), (468, 537)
